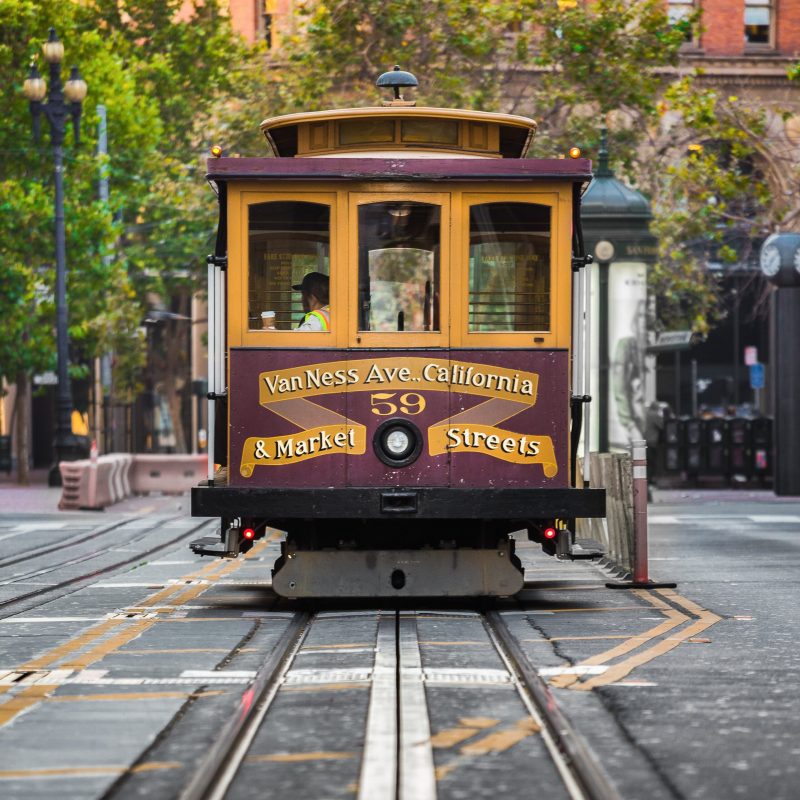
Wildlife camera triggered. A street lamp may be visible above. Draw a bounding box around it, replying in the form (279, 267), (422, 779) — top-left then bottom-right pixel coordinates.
(22, 28), (88, 486)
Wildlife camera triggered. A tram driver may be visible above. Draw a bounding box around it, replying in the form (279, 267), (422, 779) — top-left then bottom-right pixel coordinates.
(293, 272), (331, 331)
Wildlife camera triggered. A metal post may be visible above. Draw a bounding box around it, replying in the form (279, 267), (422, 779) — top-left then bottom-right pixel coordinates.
(631, 440), (648, 584)
(608, 441), (676, 589)
(598, 260), (609, 452)
(582, 262), (592, 483)
(24, 31), (87, 485)
(691, 359), (698, 417)
(207, 258), (216, 481)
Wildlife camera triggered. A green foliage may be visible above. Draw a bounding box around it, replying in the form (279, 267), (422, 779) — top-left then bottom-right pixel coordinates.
(643, 78), (780, 335)
(0, 0), (247, 402)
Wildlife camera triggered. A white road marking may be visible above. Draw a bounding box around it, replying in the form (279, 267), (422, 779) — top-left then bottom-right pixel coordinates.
(648, 516), (681, 524)
(0, 617), (107, 624)
(180, 670), (256, 679)
(537, 665), (608, 677)
(747, 515), (800, 523)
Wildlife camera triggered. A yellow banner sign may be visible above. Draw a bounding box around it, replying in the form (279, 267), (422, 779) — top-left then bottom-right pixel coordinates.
(240, 424), (366, 475)
(429, 424), (558, 477)
(258, 357), (538, 406)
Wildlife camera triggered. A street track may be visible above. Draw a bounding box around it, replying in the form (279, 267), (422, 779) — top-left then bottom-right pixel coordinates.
(0, 516), (216, 619)
(176, 608), (619, 800)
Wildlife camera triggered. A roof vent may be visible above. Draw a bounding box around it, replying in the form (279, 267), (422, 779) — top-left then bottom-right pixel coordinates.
(376, 65), (418, 107)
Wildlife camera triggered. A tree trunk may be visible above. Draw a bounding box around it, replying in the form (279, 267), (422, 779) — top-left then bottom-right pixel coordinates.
(15, 371), (30, 486)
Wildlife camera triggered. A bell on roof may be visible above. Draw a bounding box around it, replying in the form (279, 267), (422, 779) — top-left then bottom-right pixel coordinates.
(376, 65), (418, 107)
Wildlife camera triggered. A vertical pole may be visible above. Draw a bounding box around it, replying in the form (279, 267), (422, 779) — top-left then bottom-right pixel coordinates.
(691, 359), (698, 417)
(674, 351), (681, 415)
(582, 262), (592, 483)
(733, 278), (740, 407)
(598, 260), (609, 452)
(207, 259), (216, 482)
(96, 105), (109, 452)
(631, 439), (648, 584)
(49, 137), (77, 486)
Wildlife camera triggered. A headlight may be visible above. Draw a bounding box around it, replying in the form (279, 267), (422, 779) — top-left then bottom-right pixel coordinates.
(373, 420), (422, 467)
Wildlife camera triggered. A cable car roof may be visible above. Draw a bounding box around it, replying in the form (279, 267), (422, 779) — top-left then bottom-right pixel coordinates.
(259, 106), (538, 159)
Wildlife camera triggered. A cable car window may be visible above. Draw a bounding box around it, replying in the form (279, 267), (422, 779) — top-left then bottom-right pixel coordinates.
(357, 202), (440, 332)
(248, 201), (330, 331)
(469, 202), (550, 332)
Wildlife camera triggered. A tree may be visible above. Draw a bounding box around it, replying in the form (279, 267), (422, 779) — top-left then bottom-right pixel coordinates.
(0, 0), (251, 478)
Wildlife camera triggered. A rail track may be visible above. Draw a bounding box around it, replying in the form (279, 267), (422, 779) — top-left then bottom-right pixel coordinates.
(0, 516), (215, 619)
(172, 608), (620, 800)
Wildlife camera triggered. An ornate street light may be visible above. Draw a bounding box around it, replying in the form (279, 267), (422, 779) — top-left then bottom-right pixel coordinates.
(23, 28), (88, 485)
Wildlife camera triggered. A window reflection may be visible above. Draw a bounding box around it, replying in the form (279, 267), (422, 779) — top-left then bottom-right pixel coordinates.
(469, 202), (550, 332)
(248, 202), (330, 330)
(358, 202), (440, 332)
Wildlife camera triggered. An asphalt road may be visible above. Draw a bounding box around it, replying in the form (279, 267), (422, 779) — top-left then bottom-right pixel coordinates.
(0, 486), (797, 799)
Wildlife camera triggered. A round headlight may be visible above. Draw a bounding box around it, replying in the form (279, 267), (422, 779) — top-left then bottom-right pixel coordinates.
(385, 428), (411, 456)
(373, 419), (423, 467)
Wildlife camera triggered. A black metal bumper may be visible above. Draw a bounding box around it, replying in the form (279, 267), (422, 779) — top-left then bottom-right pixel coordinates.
(191, 484), (605, 521)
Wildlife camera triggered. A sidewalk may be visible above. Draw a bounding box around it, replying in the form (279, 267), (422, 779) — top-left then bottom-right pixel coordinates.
(0, 469), (190, 516)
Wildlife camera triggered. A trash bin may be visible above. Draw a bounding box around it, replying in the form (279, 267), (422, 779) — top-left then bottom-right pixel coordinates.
(702, 418), (728, 475)
(751, 417), (772, 477)
(662, 418), (684, 473)
(684, 418), (703, 476)
(728, 418), (752, 479)
(0, 435), (10, 474)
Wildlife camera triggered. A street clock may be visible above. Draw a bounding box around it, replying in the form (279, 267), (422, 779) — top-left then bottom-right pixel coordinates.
(759, 233), (800, 287)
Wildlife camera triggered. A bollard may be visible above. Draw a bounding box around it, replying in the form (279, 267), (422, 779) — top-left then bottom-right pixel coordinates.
(631, 440), (648, 584)
(607, 441), (676, 590)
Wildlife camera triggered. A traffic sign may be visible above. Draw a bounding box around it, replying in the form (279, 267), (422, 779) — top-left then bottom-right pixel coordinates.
(647, 330), (693, 353)
(744, 346), (758, 366)
(749, 363), (765, 390)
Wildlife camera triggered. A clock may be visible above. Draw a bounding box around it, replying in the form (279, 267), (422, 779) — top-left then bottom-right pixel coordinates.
(594, 240), (615, 262)
(760, 244), (781, 277)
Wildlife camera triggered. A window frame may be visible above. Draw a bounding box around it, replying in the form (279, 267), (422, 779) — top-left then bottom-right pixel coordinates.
(744, 0), (774, 50)
(456, 190), (571, 349)
(347, 191), (451, 349)
(229, 187), (347, 348)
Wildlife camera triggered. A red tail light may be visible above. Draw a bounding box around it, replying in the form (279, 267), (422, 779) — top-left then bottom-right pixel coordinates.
(243, 528), (255, 540)
(544, 527), (557, 540)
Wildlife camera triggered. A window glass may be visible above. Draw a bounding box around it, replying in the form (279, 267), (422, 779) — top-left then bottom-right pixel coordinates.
(248, 201), (330, 330)
(357, 202), (440, 332)
(745, 0), (771, 44)
(469, 202), (550, 332)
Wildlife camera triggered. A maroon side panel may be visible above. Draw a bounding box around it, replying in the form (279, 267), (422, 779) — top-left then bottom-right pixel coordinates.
(448, 350), (569, 488)
(228, 349), (569, 490)
(229, 349), (348, 488)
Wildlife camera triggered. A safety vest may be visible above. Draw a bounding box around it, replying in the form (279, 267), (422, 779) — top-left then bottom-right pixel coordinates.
(304, 305), (331, 331)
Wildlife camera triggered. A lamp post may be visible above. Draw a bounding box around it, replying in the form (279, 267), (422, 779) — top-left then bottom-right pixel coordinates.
(22, 28), (88, 486)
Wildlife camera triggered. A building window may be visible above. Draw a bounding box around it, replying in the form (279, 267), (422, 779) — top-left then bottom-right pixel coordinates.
(745, 0), (772, 45)
(668, 1), (695, 42)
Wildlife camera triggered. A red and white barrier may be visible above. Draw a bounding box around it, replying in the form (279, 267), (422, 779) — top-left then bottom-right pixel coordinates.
(58, 453), (207, 510)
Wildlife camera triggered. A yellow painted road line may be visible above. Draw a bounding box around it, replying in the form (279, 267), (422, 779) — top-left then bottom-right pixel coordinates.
(523, 635), (630, 643)
(459, 718), (541, 755)
(0, 684), (56, 727)
(418, 641), (488, 646)
(0, 762), (182, 780)
(246, 752), (357, 763)
(282, 682), (370, 693)
(549, 609), (687, 689)
(571, 592), (721, 691)
(431, 727), (483, 749)
(118, 648), (232, 655)
(62, 619), (156, 670)
(48, 690), (225, 703)
(20, 619), (124, 671)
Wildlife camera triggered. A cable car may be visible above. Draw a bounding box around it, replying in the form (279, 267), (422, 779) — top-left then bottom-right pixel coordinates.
(191, 67), (605, 597)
